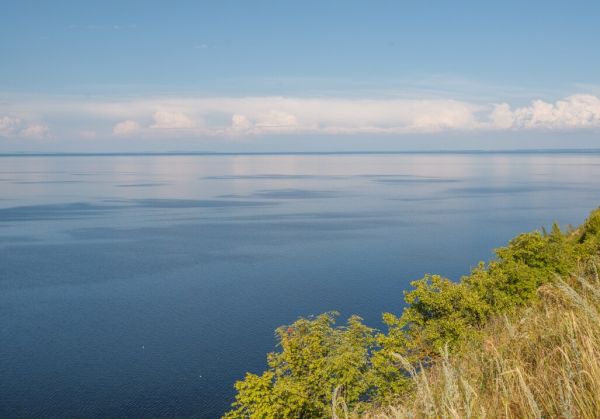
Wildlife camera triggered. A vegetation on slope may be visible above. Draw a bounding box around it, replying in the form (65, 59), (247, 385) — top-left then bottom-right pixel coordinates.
(224, 207), (600, 418)
(366, 269), (600, 418)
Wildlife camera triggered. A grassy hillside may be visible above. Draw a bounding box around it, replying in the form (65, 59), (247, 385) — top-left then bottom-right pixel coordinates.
(365, 267), (600, 418)
(224, 208), (600, 418)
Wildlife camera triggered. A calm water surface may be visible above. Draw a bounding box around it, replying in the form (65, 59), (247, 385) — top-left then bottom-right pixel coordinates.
(2, 153), (600, 418)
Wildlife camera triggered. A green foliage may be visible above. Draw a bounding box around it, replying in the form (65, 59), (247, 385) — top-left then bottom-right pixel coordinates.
(372, 276), (491, 400)
(224, 312), (376, 418)
(579, 207), (600, 253)
(224, 207), (600, 418)
(399, 275), (490, 352)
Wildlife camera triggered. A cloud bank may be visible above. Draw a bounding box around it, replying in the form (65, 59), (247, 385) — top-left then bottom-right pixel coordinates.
(0, 115), (48, 139)
(1, 94), (600, 140)
(113, 120), (141, 136)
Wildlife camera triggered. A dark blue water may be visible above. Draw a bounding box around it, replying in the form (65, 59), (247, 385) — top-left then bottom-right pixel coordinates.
(1, 152), (600, 418)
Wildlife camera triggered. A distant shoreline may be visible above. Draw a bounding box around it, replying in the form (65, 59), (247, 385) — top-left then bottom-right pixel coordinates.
(3, 149), (600, 157)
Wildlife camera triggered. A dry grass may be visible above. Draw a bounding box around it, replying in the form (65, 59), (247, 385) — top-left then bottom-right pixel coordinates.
(353, 263), (600, 419)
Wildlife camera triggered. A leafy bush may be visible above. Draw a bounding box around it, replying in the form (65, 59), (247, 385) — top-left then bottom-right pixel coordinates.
(224, 313), (376, 418)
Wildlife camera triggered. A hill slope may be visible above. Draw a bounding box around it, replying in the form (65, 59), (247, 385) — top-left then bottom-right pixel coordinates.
(224, 208), (600, 418)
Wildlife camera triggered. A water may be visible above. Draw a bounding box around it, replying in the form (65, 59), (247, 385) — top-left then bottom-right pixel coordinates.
(1, 152), (600, 418)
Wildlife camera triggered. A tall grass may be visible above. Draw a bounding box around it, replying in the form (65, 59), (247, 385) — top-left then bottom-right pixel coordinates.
(360, 261), (600, 418)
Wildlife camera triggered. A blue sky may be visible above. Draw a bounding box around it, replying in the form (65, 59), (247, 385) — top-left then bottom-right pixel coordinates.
(1, 0), (600, 151)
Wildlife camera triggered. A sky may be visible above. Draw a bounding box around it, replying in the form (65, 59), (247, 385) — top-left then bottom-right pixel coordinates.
(1, 0), (600, 152)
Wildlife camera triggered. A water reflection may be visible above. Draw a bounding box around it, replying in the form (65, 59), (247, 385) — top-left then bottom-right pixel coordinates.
(1, 153), (600, 418)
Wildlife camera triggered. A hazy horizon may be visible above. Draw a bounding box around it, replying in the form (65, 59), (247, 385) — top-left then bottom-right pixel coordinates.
(4, 148), (600, 156)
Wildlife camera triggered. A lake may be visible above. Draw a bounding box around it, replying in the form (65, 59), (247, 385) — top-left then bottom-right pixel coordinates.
(1, 152), (600, 418)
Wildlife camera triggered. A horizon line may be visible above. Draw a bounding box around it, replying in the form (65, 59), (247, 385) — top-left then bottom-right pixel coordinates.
(2, 148), (600, 157)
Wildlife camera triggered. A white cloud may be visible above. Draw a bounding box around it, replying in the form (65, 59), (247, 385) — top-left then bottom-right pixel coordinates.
(489, 103), (515, 129)
(255, 110), (298, 129)
(231, 114), (252, 132)
(20, 123), (49, 139)
(113, 119), (141, 136)
(2, 94), (600, 141)
(490, 95), (600, 130)
(151, 110), (196, 129)
(0, 115), (22, 137)
(0, 115), (48, 139)
(221, 97), (478, 135)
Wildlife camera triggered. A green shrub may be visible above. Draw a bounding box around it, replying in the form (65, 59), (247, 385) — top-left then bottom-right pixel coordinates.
(224, 313), (376, 418)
